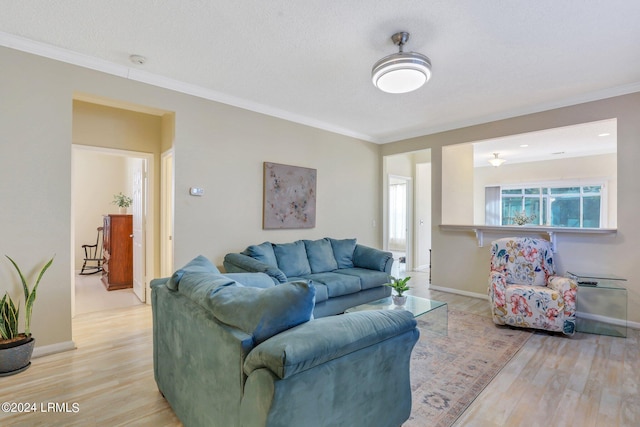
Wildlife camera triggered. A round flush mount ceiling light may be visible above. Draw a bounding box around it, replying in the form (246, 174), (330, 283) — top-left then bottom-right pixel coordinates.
(372, 32), (432, 94)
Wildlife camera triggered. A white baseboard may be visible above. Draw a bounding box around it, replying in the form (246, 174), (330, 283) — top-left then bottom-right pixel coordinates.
(32, 340), (76, 358)
(428, 284), (489, 301)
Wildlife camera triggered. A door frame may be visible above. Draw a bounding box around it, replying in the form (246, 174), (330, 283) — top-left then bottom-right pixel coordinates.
(385, 174), (413, 273)
(71, 145), (154, 312)
(414, 162), (432, 272)
(160, 149), (174, 277)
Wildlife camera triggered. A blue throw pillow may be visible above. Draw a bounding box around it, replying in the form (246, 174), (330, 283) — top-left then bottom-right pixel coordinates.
(328, 238), (357, 269)
(244, 242), (277, 267)
(303, 238), (338, 273)
(207, 281), (316, 344)
(167, 255), (220, 291)
(273, 241), (312, 277)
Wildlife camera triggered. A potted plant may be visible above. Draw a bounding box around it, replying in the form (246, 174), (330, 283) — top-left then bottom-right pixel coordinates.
(512, 210), (537, 226)
(385, 276), (411, 306)
(0, 255), (53, 376)
(112, 192), (133, 214)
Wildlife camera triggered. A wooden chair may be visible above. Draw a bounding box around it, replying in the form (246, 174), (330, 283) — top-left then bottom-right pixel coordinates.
(80, 226), (104, 275)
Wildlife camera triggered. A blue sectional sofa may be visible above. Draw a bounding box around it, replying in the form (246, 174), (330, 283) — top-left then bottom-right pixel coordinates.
(151, 255), (419, 427)
(223, 238), (394, 317)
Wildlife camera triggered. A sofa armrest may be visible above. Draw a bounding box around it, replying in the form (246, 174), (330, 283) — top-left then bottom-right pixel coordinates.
(547, 275), (577, 294)
(244, 310), (418, 379)
(224, 253), (287, 283)
(488, 271), (508, 312)
(547, 275), (578, 315)
(489, 271), (507, 292)
(352, 244), (394, 273)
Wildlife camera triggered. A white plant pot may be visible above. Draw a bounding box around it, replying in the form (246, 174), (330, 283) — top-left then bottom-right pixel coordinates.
(392, 295), (407, 306)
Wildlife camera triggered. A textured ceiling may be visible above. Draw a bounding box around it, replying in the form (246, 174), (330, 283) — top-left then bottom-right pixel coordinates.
(1, 1), (640, 143)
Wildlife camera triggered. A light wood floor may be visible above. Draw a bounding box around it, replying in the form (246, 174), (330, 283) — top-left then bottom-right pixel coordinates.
(74, 273), (142, 315)
(409, 272), (640, 427)
(1, 273), (637, 427)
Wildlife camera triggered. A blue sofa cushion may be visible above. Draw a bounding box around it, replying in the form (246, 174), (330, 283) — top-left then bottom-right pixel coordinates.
(353, 245), (393, 272)
(285, 277), (328, 303)
(244, 242), (277, 267)
(306, 272), (361, 297)
(312, 283), (328, 303)
(335, 268), (391, 290)
(207, 281), (316, 344)
(273, 241), (312, 277)
(303, 238), (338, 273)
(329, 238), (356, 269)
(168, 255), (220, 291)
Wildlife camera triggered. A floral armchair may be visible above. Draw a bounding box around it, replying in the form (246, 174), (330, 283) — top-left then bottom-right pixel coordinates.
(488, 237), (577, 335)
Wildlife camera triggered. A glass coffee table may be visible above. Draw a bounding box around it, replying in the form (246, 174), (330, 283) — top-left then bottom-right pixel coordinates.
(345, 294), (448, 335)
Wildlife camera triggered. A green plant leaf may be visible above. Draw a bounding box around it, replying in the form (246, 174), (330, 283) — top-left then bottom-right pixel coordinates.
(5, 255), (54, 337)
(0, 292), (19, 340)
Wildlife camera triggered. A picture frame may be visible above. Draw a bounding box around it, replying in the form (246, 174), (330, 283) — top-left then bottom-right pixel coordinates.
(263, 162), (316, 229)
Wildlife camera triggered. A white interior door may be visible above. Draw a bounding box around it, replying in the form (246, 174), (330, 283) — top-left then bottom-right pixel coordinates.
(132, 158), (146, 302)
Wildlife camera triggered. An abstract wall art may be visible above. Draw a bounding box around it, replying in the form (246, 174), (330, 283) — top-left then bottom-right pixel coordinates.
(263, 162), (316, 229)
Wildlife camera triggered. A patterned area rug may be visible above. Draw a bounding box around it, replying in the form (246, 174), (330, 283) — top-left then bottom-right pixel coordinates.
(405, 310), (532, 427)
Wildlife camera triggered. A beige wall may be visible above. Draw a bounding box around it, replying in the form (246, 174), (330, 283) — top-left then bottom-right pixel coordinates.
(0, 49), (73, 349)
(0, 46), (381, 350)
(172, 103), (381, 267)
(382, 92), (640, 325)
(442, 143), (474, 224)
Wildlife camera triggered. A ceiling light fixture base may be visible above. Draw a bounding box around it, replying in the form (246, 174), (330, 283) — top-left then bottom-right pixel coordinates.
(391, 31), (410, 49)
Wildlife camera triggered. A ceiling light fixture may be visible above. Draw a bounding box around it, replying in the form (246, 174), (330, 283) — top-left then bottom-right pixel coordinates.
(372, 31), (432, 94)
(488, 153), (506, 167)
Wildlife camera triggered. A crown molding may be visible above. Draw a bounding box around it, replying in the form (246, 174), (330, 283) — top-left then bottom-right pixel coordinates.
(3, 31), (639, 146)
(0, 32), (375, 143)
(378, 81), (640, 144)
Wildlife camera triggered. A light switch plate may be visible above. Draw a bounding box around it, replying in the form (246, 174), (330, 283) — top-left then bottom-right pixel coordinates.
(189, 187), (204, 196)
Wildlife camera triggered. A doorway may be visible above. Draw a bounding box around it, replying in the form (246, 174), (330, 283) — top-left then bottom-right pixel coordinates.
(387, 175), (412, 276)
(383, 149), (432, 279)
(71, 146), (153, 315)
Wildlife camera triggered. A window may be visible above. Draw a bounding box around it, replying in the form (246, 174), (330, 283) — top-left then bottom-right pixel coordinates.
(497, 183), (604, 228)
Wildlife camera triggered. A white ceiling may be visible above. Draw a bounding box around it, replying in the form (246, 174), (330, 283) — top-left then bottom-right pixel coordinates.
(472, 118), (617, 167)
(1, 1), (640, 144)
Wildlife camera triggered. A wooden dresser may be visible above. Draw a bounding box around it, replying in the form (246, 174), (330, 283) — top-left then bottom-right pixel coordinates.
(101, 214), (133, 290)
